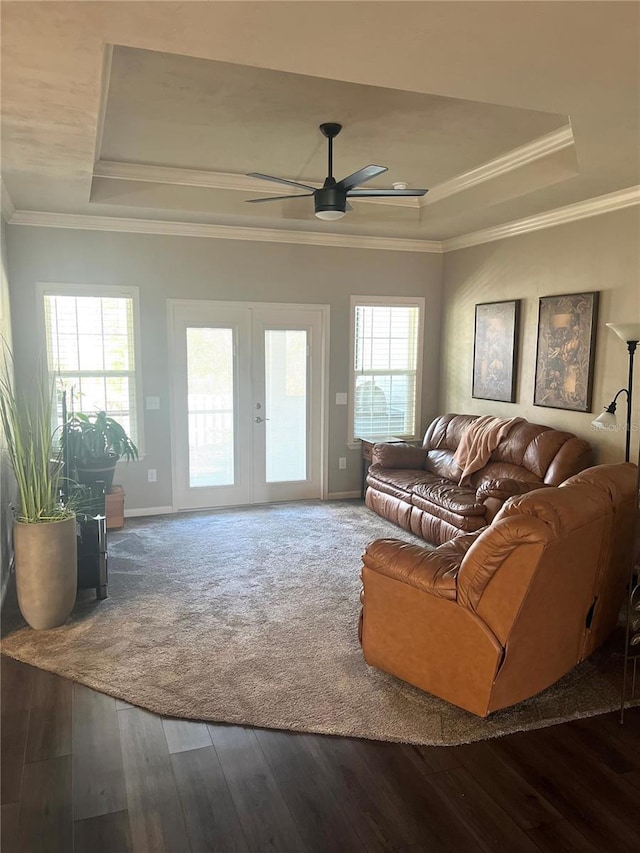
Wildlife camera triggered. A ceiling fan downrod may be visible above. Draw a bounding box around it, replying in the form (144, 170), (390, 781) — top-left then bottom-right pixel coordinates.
(316, 123), (347, 218)
(319, 122), (342, 183)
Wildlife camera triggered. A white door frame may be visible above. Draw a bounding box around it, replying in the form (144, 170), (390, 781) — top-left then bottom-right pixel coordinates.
(167, 299), (330, 511)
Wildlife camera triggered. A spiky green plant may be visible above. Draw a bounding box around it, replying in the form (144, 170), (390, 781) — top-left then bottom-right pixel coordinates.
(0, 344), (73, 523)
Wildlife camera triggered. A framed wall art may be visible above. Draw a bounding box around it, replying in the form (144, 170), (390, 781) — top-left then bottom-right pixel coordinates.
(533, 291), (599, 412)
(472, 299), (520, 403)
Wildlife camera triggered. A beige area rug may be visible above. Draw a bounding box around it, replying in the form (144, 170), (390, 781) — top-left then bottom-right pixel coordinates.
(1, 501), (632, 745)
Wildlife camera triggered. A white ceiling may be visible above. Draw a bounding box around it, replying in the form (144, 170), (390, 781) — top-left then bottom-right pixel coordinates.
(2, 1), (639, 245)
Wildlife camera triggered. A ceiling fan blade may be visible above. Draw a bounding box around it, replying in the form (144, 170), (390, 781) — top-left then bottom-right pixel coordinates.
(336, 165), (388, 192)
(247, 194), (314, 203)
(247, 172), (317, 192)
(347, 188), (428, 197)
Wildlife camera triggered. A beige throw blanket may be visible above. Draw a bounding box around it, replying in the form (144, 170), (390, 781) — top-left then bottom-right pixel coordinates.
(453, 415), (523, 485)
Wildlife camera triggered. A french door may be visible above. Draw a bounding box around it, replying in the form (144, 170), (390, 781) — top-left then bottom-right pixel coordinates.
(169, 301), (327, 510)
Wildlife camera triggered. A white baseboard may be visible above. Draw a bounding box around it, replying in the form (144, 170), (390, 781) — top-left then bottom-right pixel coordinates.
(124, 506), (174, 518)
(125, 496), (363, 516)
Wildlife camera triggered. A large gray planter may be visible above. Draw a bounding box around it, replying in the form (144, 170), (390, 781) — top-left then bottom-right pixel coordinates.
(14, 515), (77, 630)
(75, 454), (118, 491)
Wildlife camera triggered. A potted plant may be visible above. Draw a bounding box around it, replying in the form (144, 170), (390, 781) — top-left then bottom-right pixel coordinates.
(0, 345), (77, 630)
(66, 410), (139, 491)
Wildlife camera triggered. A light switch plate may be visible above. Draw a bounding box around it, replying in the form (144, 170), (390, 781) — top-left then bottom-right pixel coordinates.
(146, 396), (160, 410)
(336, 392), (348, 405)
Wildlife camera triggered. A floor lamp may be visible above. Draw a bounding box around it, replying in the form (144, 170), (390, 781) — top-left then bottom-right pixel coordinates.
(598, 323), (640, 723)
(591, 323), (640, 462)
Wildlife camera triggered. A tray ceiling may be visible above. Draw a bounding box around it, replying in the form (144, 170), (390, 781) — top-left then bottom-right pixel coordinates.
(1, 2), (638, 245)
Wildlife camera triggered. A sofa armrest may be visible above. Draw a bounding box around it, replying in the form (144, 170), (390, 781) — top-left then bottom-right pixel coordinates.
(371, 443), (428, 469)
(476, 478), (541, 502)
(363, 533), (480, 599)
(457, 516), (552, 610)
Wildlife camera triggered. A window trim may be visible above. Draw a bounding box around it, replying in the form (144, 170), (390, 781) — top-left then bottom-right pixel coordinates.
(36, 282), (145, 455)
(348, 295), (425, 448)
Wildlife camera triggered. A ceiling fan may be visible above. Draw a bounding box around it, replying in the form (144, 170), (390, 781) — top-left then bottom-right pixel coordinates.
(246, 123), (428, 220)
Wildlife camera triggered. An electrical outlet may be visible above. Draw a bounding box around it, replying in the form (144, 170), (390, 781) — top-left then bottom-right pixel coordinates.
(338, 457), (347, 469)
(147, 469), (157, 483)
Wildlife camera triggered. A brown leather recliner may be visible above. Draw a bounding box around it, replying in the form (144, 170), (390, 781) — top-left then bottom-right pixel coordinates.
(365, 414), (593, 546)
(359, 463), (637, 717)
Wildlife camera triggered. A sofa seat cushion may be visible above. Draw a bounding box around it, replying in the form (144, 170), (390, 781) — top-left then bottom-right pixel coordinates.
(413, 482), (486, 516)
(367, 465), (443, 501)
(411, 498), (487, 533)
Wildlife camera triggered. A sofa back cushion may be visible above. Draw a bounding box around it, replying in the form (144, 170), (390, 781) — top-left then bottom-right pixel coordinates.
(424, 449), (463, 482)
(422, 414), (592, 485)
(422, 414), (474, 479)
(454, 465), (635, 683)
(561, 461), (637, 503)
(457, 480), (612, 611)
(561, 462), (638, 657)
(494, 481), (610, 537)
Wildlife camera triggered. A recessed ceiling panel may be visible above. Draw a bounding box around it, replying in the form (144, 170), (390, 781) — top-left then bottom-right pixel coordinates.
(100, 46), (567, 188)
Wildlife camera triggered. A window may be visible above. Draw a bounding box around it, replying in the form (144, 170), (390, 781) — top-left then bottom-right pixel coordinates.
(40, 285), (142, 446)
(349, 296), (424, 443)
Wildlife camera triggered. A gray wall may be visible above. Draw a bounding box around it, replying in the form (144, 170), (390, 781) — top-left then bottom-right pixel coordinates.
(6, 226), (443, 508)
(1, 219), (15, 602)
(441, 207), (640, 465)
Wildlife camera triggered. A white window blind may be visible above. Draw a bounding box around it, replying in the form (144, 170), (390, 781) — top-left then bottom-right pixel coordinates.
(43, 292), (139, 444)
(351, 300), (423, 441)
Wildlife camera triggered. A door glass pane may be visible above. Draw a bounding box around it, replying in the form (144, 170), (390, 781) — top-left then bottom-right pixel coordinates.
(187, 327), (234, 487)
(264, 330), (307, 483)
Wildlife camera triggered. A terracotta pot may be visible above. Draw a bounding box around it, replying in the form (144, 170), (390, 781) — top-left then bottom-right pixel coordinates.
(14, 515), (78, 630)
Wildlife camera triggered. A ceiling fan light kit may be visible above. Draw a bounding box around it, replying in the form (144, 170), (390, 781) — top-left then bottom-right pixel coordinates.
(247, 122), (428, 220)
(315, 207), (346, 221)
(314, 185), (347, 220)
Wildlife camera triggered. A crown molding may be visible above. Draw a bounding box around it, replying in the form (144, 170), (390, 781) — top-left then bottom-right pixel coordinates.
(92, 160), (419, 209)
(94, 126), (574, 214)
(442, 185), (640, 252)
(7, 184), (638, 253)
(8, 210), (442, 253)
(94, 160), (280, 192)
(424, 124), (575, 206)
(1, 178), (15, 222)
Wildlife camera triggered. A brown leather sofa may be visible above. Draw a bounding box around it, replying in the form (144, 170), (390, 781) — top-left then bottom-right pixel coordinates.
(365, 413), (593, 545)
(359, 463), (637, 717)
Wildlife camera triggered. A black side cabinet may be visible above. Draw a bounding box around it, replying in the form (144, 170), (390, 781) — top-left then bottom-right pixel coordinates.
(75, 485), (108, 600)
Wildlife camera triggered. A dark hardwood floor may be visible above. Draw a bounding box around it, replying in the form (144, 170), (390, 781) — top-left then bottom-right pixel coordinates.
(1, 655), (639, 853)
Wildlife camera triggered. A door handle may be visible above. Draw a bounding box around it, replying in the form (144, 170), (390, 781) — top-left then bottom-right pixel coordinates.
(254, 416), (270, 423)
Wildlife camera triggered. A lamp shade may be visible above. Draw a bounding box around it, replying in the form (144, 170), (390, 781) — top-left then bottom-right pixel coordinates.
(606, 322), (640, 343)
(591, 409), (617, 429)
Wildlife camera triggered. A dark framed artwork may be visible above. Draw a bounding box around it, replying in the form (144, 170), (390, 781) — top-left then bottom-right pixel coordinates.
(472, 300), (521, 403)
(533, 291), (599, 412)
